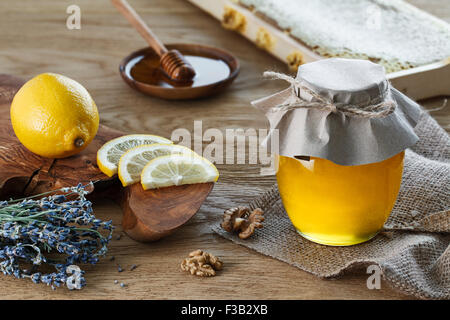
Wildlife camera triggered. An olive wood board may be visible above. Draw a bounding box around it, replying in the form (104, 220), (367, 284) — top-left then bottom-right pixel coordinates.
(0, 74), (214, 242)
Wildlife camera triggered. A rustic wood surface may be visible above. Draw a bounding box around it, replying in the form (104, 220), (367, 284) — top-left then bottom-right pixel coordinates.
(0, 0), (448, 300)
(111, 0), (198, 82)
(0, 75), (122, 198)
(0, 75), (215, 243)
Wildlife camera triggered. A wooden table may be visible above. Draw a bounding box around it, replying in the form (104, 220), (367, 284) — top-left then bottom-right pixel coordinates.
(0, 0), (448, 300)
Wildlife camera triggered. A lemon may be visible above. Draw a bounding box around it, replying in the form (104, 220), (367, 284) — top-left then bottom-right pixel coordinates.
(10, 73), (99, 158)
(140, 154), (219, 190)
(97, 134), (173, 177)
(118, 144), (196, 186)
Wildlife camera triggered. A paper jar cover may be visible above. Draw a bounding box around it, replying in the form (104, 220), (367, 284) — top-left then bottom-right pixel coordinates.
(253, 58), (421, 166)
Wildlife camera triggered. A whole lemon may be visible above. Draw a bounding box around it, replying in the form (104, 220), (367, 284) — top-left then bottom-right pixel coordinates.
(10, 73), (99, 158)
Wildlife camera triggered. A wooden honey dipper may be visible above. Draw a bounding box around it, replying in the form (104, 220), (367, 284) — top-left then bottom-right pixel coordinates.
(111, 0), (196, 82)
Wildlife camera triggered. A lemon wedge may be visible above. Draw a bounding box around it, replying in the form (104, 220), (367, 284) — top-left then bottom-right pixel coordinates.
(118, 144), (196, 186)
(140, 154), (219, 190)
(97, 134), (172, 177)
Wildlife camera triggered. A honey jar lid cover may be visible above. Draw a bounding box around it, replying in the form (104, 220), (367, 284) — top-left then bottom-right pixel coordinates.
(253, 58), (421, 166)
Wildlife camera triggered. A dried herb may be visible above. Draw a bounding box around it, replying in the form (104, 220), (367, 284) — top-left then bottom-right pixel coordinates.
(0, 183), (113, 290)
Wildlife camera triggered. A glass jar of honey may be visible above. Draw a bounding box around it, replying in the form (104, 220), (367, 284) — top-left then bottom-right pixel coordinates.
(276, 152), (404, 245)
(254, 58), (421, 246)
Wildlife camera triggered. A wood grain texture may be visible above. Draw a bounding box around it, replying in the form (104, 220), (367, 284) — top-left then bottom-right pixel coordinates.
(0, 76), (213, 243)
(0, 75), (121, 197)
(111, 0), (197, 82)
(0, 0), (448, 300)
(111, 0), (168, 56)
(121, 182), (214, 241)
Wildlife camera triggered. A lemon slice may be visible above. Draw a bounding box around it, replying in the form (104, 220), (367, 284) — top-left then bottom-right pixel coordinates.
(97, 134), (172, 177)
(140, 154), (219, 190)
(118, 144), (196, 186)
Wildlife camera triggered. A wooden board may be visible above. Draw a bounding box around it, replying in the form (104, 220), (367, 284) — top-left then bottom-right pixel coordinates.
(0, 0), (447, 300)
(0, 75), (122, 198)
(187, 0), (450, 101)
(0, 74), (214, 242)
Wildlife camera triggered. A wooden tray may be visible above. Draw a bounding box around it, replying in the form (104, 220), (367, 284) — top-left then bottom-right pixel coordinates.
(187, 0), (450, 100)
(0, 74), (213, 242)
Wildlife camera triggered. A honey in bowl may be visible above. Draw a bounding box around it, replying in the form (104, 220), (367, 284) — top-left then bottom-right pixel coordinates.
(276, 152), (405, 246)
(120, 45), (239, 99)
(127, 54), (231, 88)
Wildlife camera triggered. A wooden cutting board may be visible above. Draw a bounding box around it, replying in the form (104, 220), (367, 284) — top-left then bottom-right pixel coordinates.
(0, 74), (214, 242)
(0, 75), (123, 198)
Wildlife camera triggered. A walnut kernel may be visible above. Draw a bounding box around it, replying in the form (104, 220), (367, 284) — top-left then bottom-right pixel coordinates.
(181, 250), (223, 277)
(221, 207), (264, 239)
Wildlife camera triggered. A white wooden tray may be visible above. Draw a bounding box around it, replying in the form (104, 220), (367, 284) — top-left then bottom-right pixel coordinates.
(187, 0), (450, 101)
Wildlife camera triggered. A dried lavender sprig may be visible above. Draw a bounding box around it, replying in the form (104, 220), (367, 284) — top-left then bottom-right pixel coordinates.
(0, 183), (113, 290)
(4, 182), (94, 204)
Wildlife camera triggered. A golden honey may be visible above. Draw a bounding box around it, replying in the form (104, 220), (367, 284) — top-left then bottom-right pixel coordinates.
(276, 151), (404, 246)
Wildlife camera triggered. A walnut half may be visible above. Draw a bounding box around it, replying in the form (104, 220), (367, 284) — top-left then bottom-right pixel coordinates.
(181, 250), (223, 277)
(221, 207), (264, 239)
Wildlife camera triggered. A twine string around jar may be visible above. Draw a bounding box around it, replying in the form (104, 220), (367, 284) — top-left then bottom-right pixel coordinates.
(264, 71), (396, 118)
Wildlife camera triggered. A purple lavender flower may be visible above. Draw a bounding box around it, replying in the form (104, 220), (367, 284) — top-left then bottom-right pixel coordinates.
(0, 183), (113, 290)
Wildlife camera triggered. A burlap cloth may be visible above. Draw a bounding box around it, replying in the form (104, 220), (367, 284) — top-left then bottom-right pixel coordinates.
(213, 110), (450, 300)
